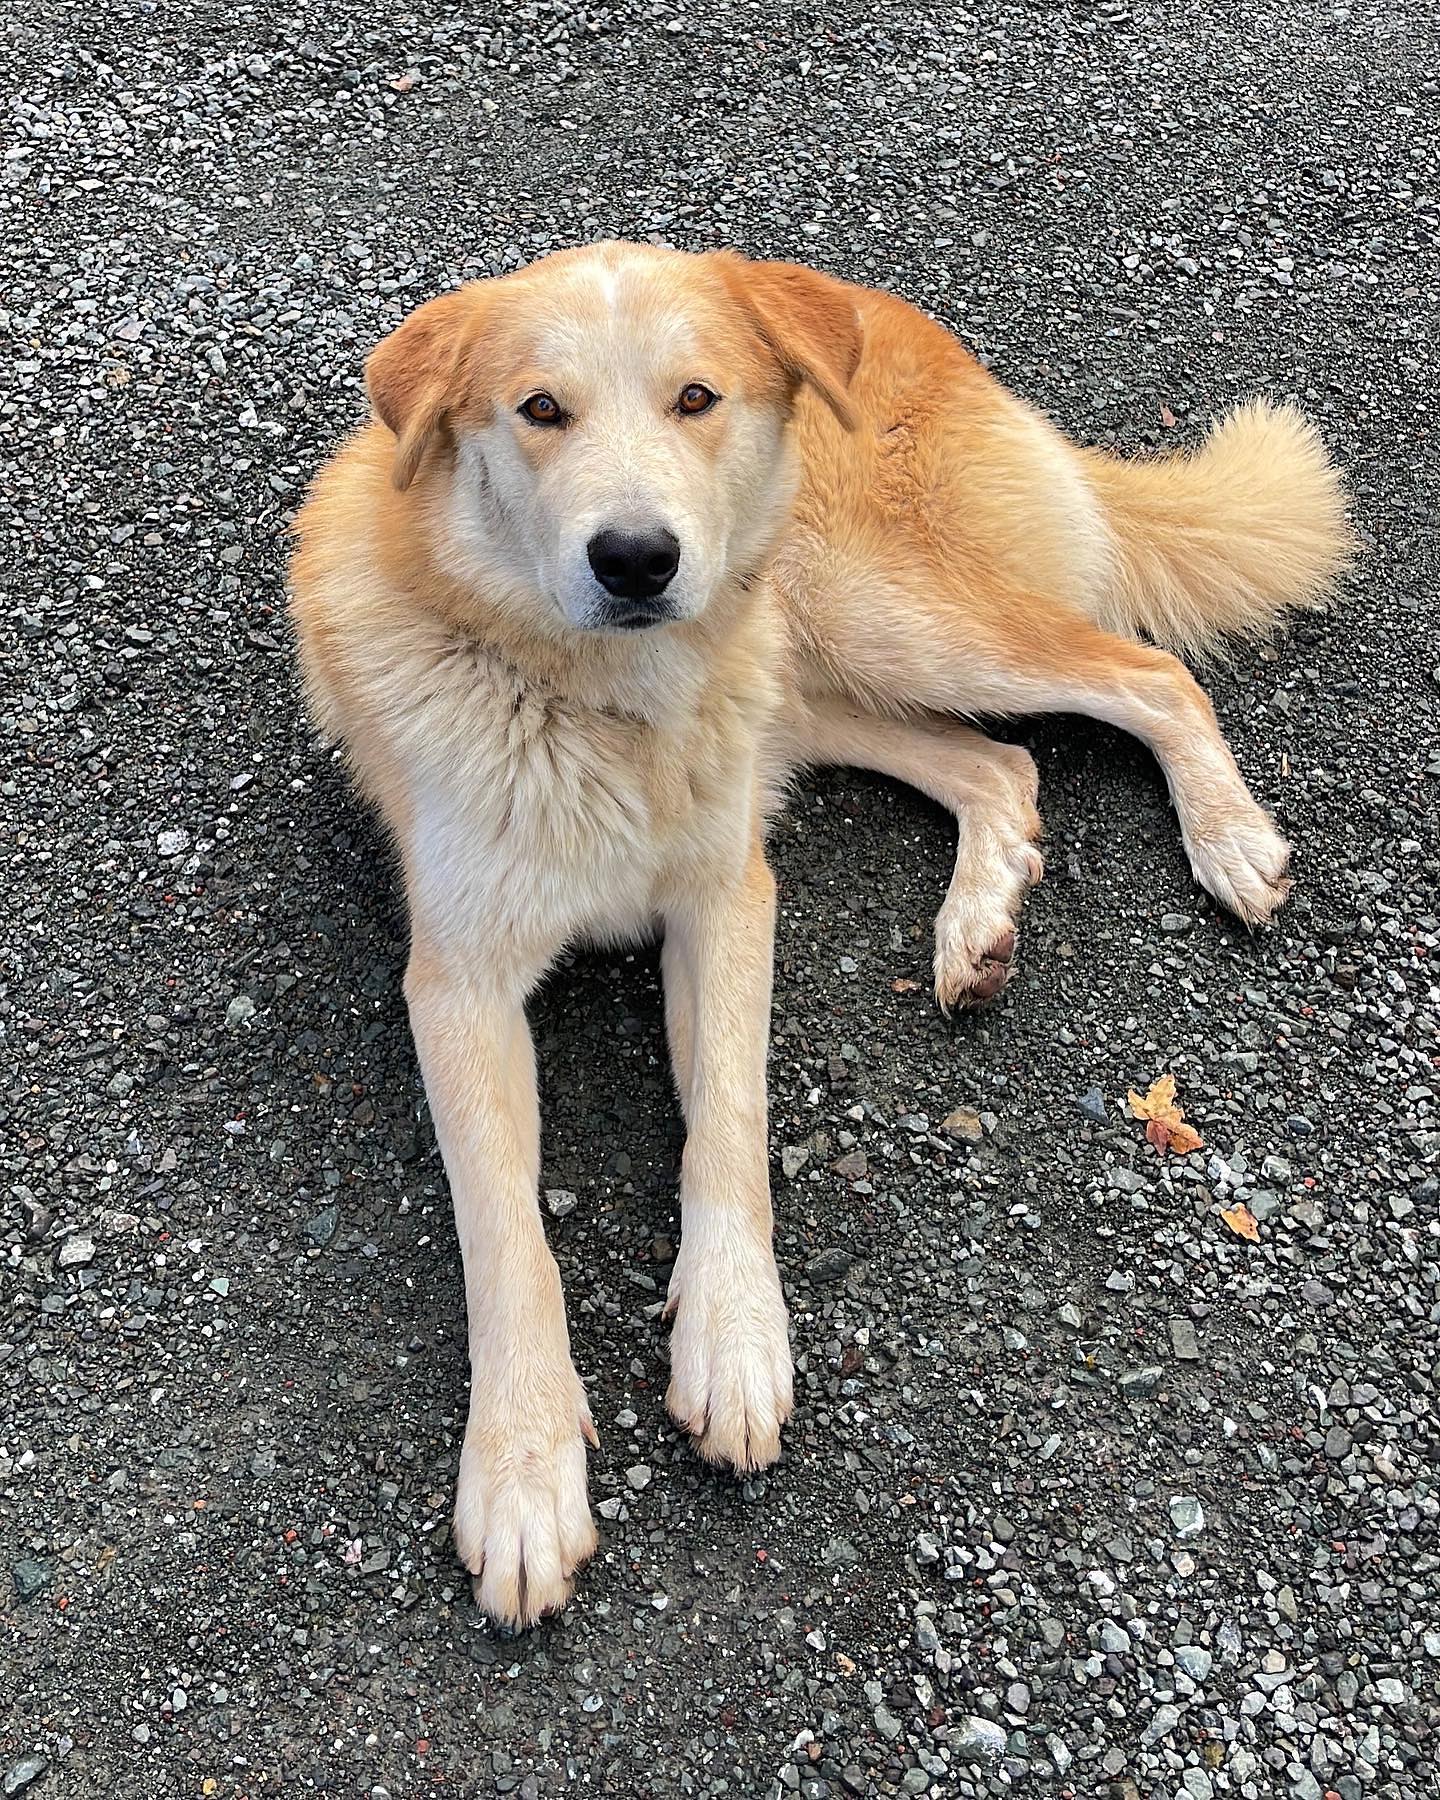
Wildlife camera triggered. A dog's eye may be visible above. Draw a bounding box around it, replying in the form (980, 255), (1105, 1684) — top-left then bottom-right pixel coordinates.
(520, 392), (565, 426)
(677, 383), (719, 416)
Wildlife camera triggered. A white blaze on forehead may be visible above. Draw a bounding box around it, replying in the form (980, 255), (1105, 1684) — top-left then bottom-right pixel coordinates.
(532, 253), (700, 387)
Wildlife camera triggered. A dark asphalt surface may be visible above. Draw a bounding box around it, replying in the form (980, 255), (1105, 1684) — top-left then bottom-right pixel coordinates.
(4, 3), (1438, 1797)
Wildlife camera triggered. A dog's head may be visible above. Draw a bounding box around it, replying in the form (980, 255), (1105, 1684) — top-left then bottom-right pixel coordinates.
(364, 244), (863, 634)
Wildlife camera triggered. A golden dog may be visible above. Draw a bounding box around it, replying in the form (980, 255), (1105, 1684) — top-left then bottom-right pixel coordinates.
(289, 242), (1349, 1626)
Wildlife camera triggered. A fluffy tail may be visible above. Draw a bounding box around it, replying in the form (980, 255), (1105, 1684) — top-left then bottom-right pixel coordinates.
(1078, 399), (1354, 661)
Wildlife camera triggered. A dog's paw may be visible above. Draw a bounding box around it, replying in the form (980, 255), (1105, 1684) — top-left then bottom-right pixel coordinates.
(665, 1231), (793, 1472)
(454, 1368), (598, 1629)
(1182, 797), (1292, 926)
(933, 826), (1044, 1013)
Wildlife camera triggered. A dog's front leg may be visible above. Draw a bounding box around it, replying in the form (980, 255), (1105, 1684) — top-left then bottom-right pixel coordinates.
(404, 942), (597, 1628)
(661, 837), (793, 1471)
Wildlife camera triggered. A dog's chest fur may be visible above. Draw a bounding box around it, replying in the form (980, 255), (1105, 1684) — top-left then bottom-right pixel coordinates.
(363, 612), (784, 974)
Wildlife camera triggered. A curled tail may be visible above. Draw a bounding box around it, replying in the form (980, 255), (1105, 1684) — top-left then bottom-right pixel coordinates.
(1078, 399), (1354, 661)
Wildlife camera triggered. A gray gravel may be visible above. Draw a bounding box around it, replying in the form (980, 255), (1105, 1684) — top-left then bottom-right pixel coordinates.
(4, 1), (1439, 1796)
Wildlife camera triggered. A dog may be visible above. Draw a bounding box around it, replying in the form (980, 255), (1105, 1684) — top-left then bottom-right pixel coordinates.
(288, 241), (1350, 1626)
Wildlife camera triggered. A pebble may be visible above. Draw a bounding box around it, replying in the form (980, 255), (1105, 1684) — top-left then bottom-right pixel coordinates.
(12, 1560), (51, 1604)
(2, 1760), (47, 1799)
(302, 1205), (339, 1246)
(1169, 1496), (1205, 1537)
(940, 1106), (983, 1143)
(1076, 1086), (1108, 1124)
(951, 1717), (1007, 1764)
(57, 1233), (95, 1269)
(1175, 1645), (1213, 1682)
(1118, 1365), (1163, 1398)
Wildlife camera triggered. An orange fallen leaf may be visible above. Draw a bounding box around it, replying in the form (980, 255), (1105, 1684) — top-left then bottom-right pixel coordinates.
(1128, 1073), (1204, 1157)
(1220, 1203), (1259, 1242)
(1146, 1115), (1204, 1156)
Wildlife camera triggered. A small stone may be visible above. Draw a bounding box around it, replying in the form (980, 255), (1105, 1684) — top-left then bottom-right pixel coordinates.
(625, 1464), (652, 1491)
(1076, 1086), (1108, 1124)
(914, 1531), (942, 1565)
(1143, 1702), (1181, 1744)
(940, 1106), (983, 1143)
(1170, 1316), (1201, 1360)
(1175, 1645), (1213, 1682)
(805, 1247), (853, 1282)
(58, 1233), (95, 1269)
(1101, 1623), (1130, 1653)
(1161, 912), (1193, 933)
(1324, 1425), (1352, 1459)
(3, 1759), (48, 1798)
(873, 1704), (902, 1741)
(1119, 1366), (1163, 1399)
(12, 1559), (52, 1603)
(225, 993), (256, 1029)
(1056, 1302), (1084, 1330)
(302, 1205), (338, 1246)
(544, 1189), (578, 1218)
(780, 1145), (810, 1178)
(157, 827), (191, 856)
(1169, 1495), (1205, 1537)
(1374, 1678), (1405, 1705)
(952, 1716), (1007, 1765)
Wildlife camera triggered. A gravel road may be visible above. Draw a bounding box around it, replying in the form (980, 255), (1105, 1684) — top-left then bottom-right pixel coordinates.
(4, 2), (1438, 1797)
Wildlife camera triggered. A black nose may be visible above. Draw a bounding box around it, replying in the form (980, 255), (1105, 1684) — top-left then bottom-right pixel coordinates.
(586, 526), (681, 601)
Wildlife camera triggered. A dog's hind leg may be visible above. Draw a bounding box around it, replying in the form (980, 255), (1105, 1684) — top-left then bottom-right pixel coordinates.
(781, 697), (1045, 1011)
(801, 590), (1292, 925)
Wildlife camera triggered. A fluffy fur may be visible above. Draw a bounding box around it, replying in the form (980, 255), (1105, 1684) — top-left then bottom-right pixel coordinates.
(289, 241), (1351, 1627)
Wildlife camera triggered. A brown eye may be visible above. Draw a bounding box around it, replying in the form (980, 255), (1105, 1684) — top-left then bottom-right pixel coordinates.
(677, 383), (718, 416)
(520, 392), (564, 425)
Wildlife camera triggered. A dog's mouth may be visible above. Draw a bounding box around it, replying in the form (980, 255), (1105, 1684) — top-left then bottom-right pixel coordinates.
(595, 600), (674, 632)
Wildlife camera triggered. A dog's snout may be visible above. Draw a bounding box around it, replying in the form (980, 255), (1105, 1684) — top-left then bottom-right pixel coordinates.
(587, 526), (681, 601)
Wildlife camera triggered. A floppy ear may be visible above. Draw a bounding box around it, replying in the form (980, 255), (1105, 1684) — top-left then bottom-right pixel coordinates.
(717, 254), (864, 431)
(365, 288), (482, 491)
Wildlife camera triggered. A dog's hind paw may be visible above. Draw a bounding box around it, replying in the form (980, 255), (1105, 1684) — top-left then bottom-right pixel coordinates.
(1182, 796), (1292, 927)
(932, 820), (1044, 1013)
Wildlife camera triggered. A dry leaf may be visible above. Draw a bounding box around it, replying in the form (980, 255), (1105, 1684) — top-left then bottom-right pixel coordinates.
(1220, 1203), (1259, 1242)
(892, 978), (921, 993)
(1128, 1073), (1204, 1157)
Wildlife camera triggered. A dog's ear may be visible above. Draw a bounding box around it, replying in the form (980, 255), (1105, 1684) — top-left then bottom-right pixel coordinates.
(365, 288), (484, 491)
(718, 254), (864, 431)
